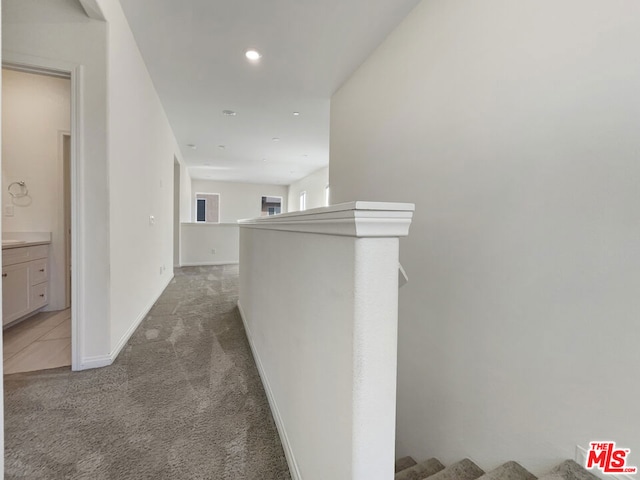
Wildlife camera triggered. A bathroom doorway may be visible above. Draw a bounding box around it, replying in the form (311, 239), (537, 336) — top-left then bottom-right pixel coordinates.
(2, 64), (76, 374)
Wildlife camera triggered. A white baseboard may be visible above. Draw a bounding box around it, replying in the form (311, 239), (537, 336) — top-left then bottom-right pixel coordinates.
(77, 354), (112, 370)
(237, 302), (302, 480)
(180, 261), (239, 266)
(110, 273), (175, 362)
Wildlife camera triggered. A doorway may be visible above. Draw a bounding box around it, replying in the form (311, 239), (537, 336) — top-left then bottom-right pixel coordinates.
(1, 68), (73, 374)
(1, 55), (83, 372)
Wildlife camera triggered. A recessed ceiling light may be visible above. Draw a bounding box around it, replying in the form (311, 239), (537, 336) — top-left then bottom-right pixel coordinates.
(187, 144), (197, 150)
(293, 112), (300, 116)
(302, 154), (308, 157)
(262, 158), (267, 162)
(222, 110), (237, 116)
(272, 137), (280, 142)
(245, 49), (262, 61)
(218, 145), (225, 150)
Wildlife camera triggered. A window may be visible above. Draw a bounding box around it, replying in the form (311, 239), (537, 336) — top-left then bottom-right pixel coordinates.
(261, 196), (282, 216)
(325, 185), (330, 206)
(299, 191), (307, 211)
(195, 193), (220, 223)
(196, 198), (206, 222)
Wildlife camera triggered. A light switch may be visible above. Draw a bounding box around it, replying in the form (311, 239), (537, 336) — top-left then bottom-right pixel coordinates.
(4, 205), (14, 217)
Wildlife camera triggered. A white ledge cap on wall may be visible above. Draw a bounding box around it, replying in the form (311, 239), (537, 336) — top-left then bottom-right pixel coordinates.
(238, 201), (415, 237)
(181, 222), (239, 227)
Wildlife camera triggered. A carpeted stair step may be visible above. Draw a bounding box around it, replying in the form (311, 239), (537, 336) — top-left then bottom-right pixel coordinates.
(427, 458), (485, 480)
(396, 456), (418, 473)
(478, 461), (537, 480)
(395, 457), (445, 480)
(538, 460), (600, 480)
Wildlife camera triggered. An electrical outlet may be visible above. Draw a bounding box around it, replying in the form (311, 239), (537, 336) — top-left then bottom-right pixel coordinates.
(211, 249), (216, 255)
(149, 215), (155, 225)
(4, 205), (14, 217)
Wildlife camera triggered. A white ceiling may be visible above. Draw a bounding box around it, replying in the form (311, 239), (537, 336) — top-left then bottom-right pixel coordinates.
(119, 0), (421, 185)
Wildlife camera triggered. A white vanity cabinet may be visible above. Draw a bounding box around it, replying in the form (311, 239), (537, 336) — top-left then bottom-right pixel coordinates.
(2, 244), (49, 326)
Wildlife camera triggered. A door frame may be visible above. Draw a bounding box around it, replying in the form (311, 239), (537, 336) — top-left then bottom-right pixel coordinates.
(60, 132), (72, 309)
(3, 52), (86, 371)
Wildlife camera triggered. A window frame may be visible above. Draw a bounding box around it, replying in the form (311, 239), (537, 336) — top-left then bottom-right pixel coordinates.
(194, 192), (221, 223)
(299, 191), (307, 211)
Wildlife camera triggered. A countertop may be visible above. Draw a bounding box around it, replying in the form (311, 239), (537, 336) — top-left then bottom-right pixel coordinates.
(2, 240), (51, 250)
(2, 232), (52, 250)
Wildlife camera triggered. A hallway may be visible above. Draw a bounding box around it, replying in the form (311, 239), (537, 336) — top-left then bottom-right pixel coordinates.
(4, 266), (291, 479)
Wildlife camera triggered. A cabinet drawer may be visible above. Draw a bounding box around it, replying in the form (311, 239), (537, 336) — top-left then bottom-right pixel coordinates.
(29, 282), (48, 310)
(2, 247), (30, 267)
(29, 245), (49, 261)
(29, 260), (48, 285)
(3, 244), (49, 267)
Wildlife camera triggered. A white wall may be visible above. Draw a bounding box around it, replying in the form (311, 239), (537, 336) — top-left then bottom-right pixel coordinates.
(3, 0), (111, 361)
(173, 161), (180, 267)
(330, 0), (640, 474)
(175, 160), (192, 267)
(2, 69), (70, 311)
(180, 164), (192, 222)
(96, 0), (187, 354)
(191, 179), (288, 222)
(181, 223), (239, 266)
(287, 167), (329, 212)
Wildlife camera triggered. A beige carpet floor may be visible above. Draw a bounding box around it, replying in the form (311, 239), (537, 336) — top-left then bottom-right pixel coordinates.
(4, 265), (291, 479)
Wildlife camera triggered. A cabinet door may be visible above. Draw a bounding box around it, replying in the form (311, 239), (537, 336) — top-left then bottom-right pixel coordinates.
(2, 263), (30, 325)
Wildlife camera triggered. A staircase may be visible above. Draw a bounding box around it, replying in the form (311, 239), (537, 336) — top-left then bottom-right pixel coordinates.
(395, 458), (600, 480)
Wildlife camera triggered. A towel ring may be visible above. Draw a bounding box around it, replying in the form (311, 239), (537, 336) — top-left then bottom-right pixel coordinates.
(8, 181), (29, 198)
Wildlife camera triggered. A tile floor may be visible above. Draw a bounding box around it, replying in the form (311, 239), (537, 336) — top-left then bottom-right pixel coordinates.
(3, 308), (71, 375)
